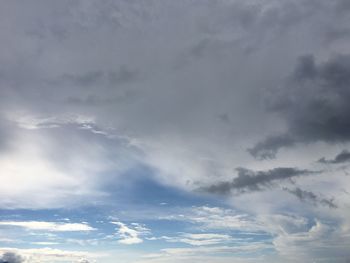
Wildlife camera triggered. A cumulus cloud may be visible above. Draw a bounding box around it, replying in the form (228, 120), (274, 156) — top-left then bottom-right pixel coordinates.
(201, 167), (314, 195)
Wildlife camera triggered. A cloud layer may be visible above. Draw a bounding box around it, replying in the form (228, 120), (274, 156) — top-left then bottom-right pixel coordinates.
(1, 0), (350, 262)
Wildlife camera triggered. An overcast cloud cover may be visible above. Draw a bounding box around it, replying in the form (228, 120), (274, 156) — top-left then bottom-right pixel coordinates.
(1, 0), (350, 262)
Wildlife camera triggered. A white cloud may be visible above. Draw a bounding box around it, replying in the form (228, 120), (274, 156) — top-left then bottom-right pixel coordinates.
(0, 113), (139, 209)
(0, 221), (96, 232)
(111, 221), (150, 245)
(178, 233), (232, 246)
(139, 242), (273, 263)
(160, 243), (272, 256)
(162, 206), (264, 233)
(30, 242), (60, 245)
(149, 233), (233, 246)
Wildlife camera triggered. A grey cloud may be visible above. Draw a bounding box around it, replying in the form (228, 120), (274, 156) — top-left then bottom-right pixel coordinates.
(107, 65), (138, 85)
(251, 54), (350, 158)
(0, 252), (24, 263)
(201, 167), (314, 195)
(53, 66), (137, 87)
(59, 71), (104, 86)
(335, 0), (350, 14)
(318, 150), (350, 164)
(0, 1), (350, 261)
(248, 135), (295, 159)
(0, 0), (348, 212)
(0, 118), (18, 152)
(284, 187), (337, 209)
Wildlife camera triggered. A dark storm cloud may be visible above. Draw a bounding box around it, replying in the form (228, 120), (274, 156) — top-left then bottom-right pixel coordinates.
(201, 167), (314, 195)
(0, 252), (24, 263)
(284, 187), (337, 209)
(251, 54), (350, 158)
(318, 150), (350, 164)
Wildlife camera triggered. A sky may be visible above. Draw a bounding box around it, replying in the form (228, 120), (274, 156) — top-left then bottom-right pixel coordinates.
(0, 0), (350, 262)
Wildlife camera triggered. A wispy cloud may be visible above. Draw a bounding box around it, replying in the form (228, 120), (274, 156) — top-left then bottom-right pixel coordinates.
(161, 206), (265, 233)
(111, 221), (150, 245)
(141, 242), (273, 261)
(148, 233), (233, 246)
(200, 167), (315, 195)
(0, 221), (96, 232)
(283, 187), (337, 208)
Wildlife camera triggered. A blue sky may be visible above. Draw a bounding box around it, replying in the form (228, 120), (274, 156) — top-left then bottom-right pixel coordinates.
(1, 0), (350, 262)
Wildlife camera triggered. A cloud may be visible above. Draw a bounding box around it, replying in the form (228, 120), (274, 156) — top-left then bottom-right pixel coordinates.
(248, 135), (295, 159)
(52, 65), (137, 88)
(252, 54), (350, 158)
(1, 1), (350, 262)
(283, 187), (337, 208)
(0, 248), (99, 263)
(0, 252), (24, 263)
(0, 0), (348, 211)
(161, 206), (264, 233)
(111, 221), (150, 245)
(0, 221), (96, 232)
(318, 150), (350, 164)
(160, 243), (272, 256)
(0, 113), (140, 209)
(175, 233), (232, 246)
(271, 219), (350, 261)
(141, 242), (273, 262)
(149, 233), (233, 246)
(201, 167), (314, 195)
